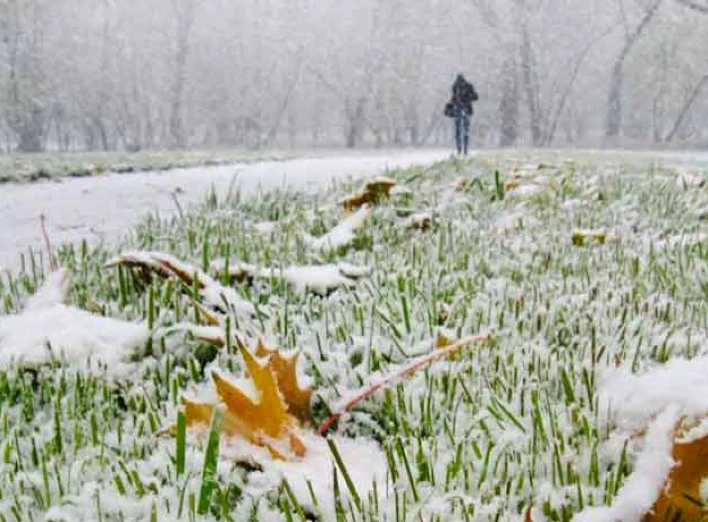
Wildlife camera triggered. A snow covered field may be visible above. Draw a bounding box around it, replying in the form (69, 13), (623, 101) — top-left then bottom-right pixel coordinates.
(0, 150), (449, 273)
(3, 151), (708, 521)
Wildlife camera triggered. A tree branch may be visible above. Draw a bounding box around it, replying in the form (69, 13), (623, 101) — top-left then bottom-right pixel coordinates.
(665, 74), (708, 142)
(676, 0), (708, 13)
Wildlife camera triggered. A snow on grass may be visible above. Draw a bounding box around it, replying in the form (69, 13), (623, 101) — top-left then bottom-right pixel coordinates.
(210, 258), (372, 296)
(304, 204), (372, 253)
(2, 154), (708, 521)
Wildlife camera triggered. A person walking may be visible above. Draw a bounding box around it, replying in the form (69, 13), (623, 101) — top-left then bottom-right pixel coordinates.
(445, 74), (478, 155)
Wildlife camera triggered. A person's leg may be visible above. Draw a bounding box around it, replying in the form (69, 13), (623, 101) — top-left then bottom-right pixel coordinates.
(454, 112), (463, 154)
(463, 112), (471, 155)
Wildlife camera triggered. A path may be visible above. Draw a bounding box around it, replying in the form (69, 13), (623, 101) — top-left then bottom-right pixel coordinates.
(0, 151), (450, 272)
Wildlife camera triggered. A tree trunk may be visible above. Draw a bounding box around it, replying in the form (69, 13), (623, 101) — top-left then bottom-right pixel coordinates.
(521, 24), (542, 146)
(665, 74), (708, 143)
(499, 57), (519, 147)
(169, 0), (194, 149)
(605, 0), (661, 140)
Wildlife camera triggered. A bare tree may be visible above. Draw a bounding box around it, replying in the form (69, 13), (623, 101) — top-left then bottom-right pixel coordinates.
(169, 0), (195, 149)
(605, 0), (662, 141)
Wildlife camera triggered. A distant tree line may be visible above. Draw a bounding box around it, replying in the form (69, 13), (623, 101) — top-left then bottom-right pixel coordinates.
(0, 0), (707, 152)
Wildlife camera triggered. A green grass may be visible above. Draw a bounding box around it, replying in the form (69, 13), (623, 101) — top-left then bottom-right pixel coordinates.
(0, 154), (706, 520)
(0, 149), (290, 184)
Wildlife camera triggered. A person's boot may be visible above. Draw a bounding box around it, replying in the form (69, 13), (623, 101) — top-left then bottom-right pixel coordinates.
(463, 136), (469, 155)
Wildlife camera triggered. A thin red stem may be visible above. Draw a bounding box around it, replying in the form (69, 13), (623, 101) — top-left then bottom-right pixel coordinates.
(317, 333), (489, 434)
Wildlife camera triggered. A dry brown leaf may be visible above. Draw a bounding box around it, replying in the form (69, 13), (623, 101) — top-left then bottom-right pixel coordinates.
(107, 252), (200, 288)
(505, 179), (521, 191)
(436, 331), (461, 361)
(255, 339), (313, 425)
(403, 212), (432, 232)
(454, 176), (472, 192)
(181, 346), (306, 460)
(643, 432), (708, 522)
(107, 251), (255, 318)
(341, 176), (396, 212)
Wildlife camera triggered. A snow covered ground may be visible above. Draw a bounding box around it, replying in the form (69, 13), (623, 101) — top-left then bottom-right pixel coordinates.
(4, 150), (708, 521)
(0, 150), (449, 272)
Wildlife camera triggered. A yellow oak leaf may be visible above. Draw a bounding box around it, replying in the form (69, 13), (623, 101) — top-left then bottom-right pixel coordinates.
(643, 432), (708, 522)
(254, 339), (313, 425)
(180, 346), (306, 460)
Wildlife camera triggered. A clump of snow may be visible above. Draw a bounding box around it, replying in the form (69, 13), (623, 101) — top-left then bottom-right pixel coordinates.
(390, 184), (412, 197)
(212, 258), (372, 296)
(24, 268), (70, 309)
(233, 432), (387, 520)
(654, 232), (708, 250)
(506, 183), (546, 198)
(160, 322), (247, 347)
(0, 268), (148, 375)
(253, 221), (277, 234)
(305, 205), (371, 253)
(600, 357), (708, 430)
(280, 264), (371, 295)
(674, 168), (706, 188)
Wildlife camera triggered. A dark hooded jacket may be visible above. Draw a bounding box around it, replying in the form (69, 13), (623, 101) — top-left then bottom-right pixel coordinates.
(451, 75), (479, 114)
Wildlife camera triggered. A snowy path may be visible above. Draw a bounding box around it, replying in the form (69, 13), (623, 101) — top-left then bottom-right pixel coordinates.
(0, 151), (449, 272)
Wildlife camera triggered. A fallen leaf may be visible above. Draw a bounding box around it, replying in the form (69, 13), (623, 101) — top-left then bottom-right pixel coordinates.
(437, 303), (451, 325)
(255, 339), (313, 425)
(643, 431), (708, 522)
(436, 330), (461, 360)
(402, 212), (433, 232)
(454, 177), (472, 192)
(341, 177), (396, 212)
(571, 229), (607, 247)
(505, 179), (521, 191)
(107, 251), (255, 318)
(181, 345), (306, 460)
